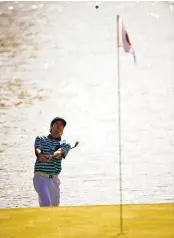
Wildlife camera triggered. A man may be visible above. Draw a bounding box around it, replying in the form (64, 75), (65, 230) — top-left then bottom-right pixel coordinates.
(33, 117), (71, 207)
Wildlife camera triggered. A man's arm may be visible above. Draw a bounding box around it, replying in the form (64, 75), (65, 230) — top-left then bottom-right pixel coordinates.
(48, 143), (71, 160)
(34, 137), (47, 162)
(53, 148), (63, 158)
(48, 148), (64, 160)
(60, 143), (71, 158)
(35, 148), (42, 157)
(34, 136), (42, 156)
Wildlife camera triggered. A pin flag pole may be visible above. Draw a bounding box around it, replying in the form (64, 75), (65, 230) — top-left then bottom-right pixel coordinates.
(117, 14), (123, 235)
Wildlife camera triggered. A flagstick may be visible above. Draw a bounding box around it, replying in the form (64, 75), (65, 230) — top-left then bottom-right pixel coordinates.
(117, 14), (123, 235)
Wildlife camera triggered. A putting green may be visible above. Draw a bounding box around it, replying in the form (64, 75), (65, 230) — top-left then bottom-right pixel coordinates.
(0, 203), (173, 238)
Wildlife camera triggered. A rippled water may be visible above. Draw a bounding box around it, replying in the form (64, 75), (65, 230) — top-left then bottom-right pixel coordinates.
(0, 1), (174, 208)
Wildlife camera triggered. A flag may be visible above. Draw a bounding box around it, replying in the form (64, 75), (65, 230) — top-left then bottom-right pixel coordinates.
(121, 21), (136, 64)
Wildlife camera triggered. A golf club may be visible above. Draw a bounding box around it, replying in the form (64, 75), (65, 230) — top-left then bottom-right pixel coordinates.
(70, 141), (79, 149)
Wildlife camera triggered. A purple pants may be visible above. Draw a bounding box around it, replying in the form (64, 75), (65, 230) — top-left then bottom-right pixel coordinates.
(33, 173), (60, 207)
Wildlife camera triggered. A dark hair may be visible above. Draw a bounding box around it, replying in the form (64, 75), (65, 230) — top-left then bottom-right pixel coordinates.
(50, 117), (67, 128)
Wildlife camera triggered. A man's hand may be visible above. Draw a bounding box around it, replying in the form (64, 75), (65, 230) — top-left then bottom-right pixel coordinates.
(38, 154), (48, 162)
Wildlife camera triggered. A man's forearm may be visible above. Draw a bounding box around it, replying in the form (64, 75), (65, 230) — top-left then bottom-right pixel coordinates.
(35, 148), (42, 156)
(53, 148), (63, 158)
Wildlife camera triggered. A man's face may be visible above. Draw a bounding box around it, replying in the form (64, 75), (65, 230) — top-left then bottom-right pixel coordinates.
(51, 120), (64, 135)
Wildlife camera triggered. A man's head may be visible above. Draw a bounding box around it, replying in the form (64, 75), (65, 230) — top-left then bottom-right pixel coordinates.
(50, 117), (67, 136)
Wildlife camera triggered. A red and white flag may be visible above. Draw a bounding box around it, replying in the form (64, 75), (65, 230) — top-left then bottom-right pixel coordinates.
(121, 21), (136, 64)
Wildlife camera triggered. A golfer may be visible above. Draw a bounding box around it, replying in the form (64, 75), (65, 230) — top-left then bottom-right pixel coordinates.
(33, 117), (71, 207)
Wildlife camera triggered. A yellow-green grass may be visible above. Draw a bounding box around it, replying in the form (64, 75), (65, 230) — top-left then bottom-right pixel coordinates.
(0, 203), (173, 238)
